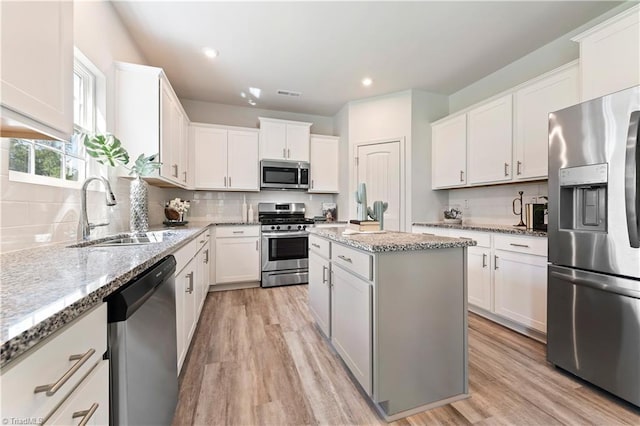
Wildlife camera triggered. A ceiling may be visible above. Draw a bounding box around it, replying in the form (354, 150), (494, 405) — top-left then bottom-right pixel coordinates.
(112, 1), (620, 117)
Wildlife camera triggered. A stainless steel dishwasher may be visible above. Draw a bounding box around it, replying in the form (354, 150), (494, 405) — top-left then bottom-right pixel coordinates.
(106, 255), (178, 425)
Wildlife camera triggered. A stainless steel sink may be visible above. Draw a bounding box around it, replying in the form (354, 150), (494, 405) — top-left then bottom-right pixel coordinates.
(68, 231), (172, 248)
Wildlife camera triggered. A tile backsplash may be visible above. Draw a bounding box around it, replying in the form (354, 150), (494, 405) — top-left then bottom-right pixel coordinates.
(447, 181), (548, 226)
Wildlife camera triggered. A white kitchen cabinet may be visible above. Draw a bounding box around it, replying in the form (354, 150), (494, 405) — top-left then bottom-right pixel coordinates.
(308, 247), (331, 337)
(175, 257), (197, 372)
(196, 241), (211, 316)
(191, 123), (259, 191)
(467, 246), (493, 311)
(331, 264), (373, 396)
(468, 95), (513, 185)
(572, 5), (640, 102)
(431, 114), (467, 188)
(259, 117), (312, 161)
(514, 64), (579, 180)
(46, 360), (109, 426)
(309, 135), (339, 193)
(215, 226), (260, 284)
(0, 0), (73, 140)
(0, 304), (107, 422)
(115, 62), (190, 188)
(493, 249), (548, 333)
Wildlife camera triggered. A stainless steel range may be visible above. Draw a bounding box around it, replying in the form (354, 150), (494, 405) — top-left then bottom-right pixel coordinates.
(259, 202), (314, 288)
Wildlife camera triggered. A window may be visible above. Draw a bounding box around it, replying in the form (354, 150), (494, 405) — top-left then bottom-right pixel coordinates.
(7, 53), (99, 187)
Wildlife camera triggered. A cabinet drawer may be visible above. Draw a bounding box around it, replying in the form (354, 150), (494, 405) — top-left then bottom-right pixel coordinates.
(494, 234), (547, 257)
(0, 304), (107, 421)
(45, 360), (109, 425)
(174, 238), (197, 274)
(309, 234), (330, 258)
(331, 243), (372, 281)
(195, 229), (210, 252)
(216, 225), (260, 238)
(448, 230), (491, 247)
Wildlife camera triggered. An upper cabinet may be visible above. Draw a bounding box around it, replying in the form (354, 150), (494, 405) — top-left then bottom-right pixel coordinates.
(0, 0), (73, 140)
(514, 65), (578, 180)
(467, 94), (513, 185)
(309, 135), (339, 193)
(572, 4), (640, 102)
(431, 62), (579, 189)
(259, 117), (312, 162)
(115, 62), (190, 188)
(191, 123), (259, 191)
(432, 114), (467, 188)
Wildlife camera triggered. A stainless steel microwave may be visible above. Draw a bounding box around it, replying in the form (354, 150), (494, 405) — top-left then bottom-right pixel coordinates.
(260, 160), (309, 190)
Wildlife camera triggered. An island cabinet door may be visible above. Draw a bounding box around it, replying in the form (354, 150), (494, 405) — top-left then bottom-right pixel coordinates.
(308, 251), (331, 337)
(467, 246), (492, 311)
(331, 264), (373, 396)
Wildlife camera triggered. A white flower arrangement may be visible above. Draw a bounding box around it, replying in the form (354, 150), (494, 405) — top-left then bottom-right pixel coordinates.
(167, 198), (190, 214)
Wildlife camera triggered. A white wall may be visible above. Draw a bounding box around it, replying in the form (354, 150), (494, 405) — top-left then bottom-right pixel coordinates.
(181, 99), (334, 135)
(410, 90), (449, 222)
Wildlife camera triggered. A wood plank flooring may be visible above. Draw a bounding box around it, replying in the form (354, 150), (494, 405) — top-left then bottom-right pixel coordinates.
(173, 286), (640, 425)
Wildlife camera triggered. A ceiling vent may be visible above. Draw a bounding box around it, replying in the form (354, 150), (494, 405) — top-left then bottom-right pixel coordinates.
(277, 89), (302, 97)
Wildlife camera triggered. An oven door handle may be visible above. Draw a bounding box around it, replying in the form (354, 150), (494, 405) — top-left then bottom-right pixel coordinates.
(262, 231), (309, 238)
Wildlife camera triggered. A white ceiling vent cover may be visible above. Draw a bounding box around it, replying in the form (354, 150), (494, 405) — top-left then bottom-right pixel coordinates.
(277, 89), (302, 97)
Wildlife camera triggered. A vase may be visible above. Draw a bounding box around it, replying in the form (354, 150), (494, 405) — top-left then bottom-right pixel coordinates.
(130, 177), (149, 232)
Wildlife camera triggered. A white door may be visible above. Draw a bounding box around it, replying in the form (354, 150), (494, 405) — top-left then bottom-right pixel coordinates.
(228, 130), (259, 190)
(432, 114), (467, 188)
(308, 251), (331, 337)
(357, 141), (401, 231)
(493, 250), (547, 333)
(259, 120), (287, 160)
(160, 82), (179, 184)
(467, 246), (492, 311)
(285, 123), (310, 161)
(309, 135), (339, 193)
(193, 126), (227, 189)
(514, 65), (579, 180)
(468, 95), (513, 185)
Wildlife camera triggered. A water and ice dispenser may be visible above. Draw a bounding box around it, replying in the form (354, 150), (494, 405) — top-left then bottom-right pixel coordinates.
(559, 163), (608, 232)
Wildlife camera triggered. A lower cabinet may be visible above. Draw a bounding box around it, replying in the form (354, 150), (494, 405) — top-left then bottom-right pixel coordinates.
(413, 225), (548, 337)
(214, 226), (260, 284)
(330, 264), (373, 395)
(308, 250), (331, 337)
(494, 249), (548, 333)
(46, 360), (109, 425)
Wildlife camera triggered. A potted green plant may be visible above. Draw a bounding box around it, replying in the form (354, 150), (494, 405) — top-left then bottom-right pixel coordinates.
(83, 133), (161, 232)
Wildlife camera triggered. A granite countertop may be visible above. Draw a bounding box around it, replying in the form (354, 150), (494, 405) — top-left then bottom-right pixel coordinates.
(308, 226), (477, 253)
(412, 222), (548, 237)
(0, 220), (257, 367)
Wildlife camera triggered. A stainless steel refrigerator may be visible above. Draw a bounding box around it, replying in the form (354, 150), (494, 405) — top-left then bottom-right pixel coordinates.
(547, 85), (639, 407)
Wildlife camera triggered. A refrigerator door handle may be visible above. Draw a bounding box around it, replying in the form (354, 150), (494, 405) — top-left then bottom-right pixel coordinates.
(625, 110), (640, 248)
(550, 270), (640, 299)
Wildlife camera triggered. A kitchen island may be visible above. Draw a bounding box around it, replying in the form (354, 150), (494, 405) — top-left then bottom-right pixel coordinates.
(307, 227), (476, 421)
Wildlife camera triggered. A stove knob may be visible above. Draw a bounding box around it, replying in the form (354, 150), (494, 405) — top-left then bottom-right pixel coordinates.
(297, 225), (302, 230)
(276, 225), (280, 230)
(287, 225), (292, 230)
(302, 225), (307, 230)
(271, 226), (275, 230)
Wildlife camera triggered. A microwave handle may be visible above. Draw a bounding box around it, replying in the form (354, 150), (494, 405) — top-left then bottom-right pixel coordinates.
(625, 110), (639, 248)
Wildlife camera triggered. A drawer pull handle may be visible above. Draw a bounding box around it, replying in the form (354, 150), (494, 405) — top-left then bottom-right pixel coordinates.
(482, 253), (487, 268)
(322, 265), (328, 283)
(337, 255), (352, 263)
(422, 233), (435, 236)
(233, 231), (244, 234)
(311, 243), (321, 248)
(34, 348), (96, 396)
(509, 243), (530, 248)
(186, 271), (194, 293)
(460, 170), (464, 182)
(504, 162), (509, 176)
(516, 161), (522, 175)
(494, 255), (499, 270)
(72, 403), (99, 426)
(459, 237), (472, 240)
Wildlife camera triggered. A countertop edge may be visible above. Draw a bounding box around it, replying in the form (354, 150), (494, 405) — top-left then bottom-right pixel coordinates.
(412, 222), (548, 237)
(0, 222), (216, 367)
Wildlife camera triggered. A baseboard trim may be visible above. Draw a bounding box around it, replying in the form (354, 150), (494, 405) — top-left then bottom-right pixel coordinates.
(207, 281), (260, 292)
(469, 306), (547, 343)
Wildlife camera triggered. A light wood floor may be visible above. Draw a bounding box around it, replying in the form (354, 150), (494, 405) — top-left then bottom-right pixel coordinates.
(173, 285), (640, 425)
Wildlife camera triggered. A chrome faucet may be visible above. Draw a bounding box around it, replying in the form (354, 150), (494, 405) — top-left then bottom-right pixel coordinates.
(80, 176), (117, 240)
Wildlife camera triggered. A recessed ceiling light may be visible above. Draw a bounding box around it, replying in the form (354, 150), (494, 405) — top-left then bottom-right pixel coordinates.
(249, 87), (261, 99)
(203, 48), (219, 58)
(362, 77), (373, 87)
(248, 99), (256, 106)
(240, 92), (247, 98)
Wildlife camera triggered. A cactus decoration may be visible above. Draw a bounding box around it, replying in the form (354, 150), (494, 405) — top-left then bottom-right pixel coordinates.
(355, 182), (368, 221)
(367, 201), (389, 230)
